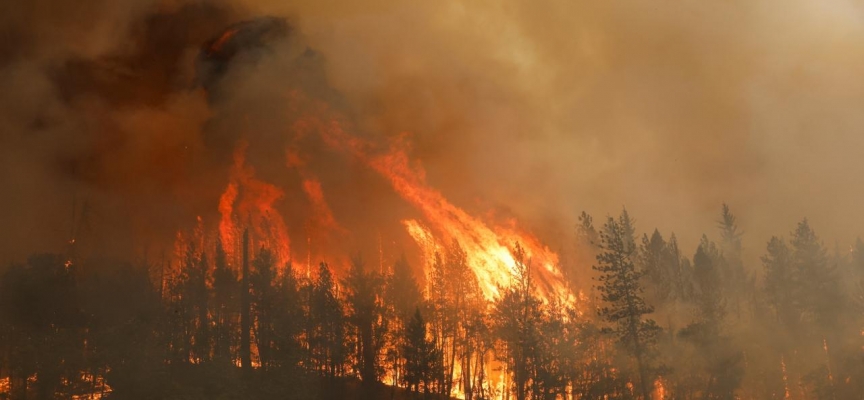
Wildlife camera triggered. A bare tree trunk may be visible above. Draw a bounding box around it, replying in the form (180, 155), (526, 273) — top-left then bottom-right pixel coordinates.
(240, 229), (252, 373)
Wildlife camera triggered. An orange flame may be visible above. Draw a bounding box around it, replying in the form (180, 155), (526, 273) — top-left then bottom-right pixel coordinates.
(286, 144), (346, 266)
(301, 178), (344, 236)
(358, 134), (566, 300)
(296, 96), (572, 302)
(219, 141), (291, 269)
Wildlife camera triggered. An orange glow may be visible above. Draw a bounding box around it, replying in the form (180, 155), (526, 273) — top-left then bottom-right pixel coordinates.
(219, 141), (291, 269)
(314, 113), (571, 302)
(173, 90), (575, 308)
(279, 90), (575, 302)
(781, 355), (791, 400)
(208, 28), (238, 55)
(301, 178), (342, 235)
(654, 376), (666, 400)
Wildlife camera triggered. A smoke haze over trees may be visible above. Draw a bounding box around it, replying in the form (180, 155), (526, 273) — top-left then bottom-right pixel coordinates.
(4, 205), (864, 399)
(3, 0), (864, 399)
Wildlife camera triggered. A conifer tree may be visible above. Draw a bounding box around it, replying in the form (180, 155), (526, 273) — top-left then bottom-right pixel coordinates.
(251, 247), (277, 369)
(718, 204), (747, 320)
(640, 229), (673, 303)
(239, 229), (252, 373)
(310, 262), (347, 379)
(383, 255), (422, 387)
(790, 219), (842, 327)
(344, 256), (387, 385)
(680, 236), (742, 400)
(763, 236), (798, 328)
(272, 262), (304, 369)
(211, 236), (237, 366)
(593, 210), (660, 400)
(493, 243), (543, 400)
(402, 308), (441, 397)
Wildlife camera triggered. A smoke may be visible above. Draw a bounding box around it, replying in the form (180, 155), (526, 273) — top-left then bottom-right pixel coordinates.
(271, 0), (864, 262)
(0, 0), (236, 260)
(3, 0), (864, 270)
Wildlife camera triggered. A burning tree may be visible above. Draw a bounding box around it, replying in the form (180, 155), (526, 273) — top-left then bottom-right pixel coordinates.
(401, 308), (442, 397)
(343, 256), (388, 388)
(492, 244), (544, 400)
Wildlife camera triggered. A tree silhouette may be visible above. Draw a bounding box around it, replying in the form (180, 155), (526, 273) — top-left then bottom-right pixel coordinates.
(344, 255), (387, 387)
(593, 210), (660, 400)
(493, 243), (543, 400)
(402, 308), (441, 398)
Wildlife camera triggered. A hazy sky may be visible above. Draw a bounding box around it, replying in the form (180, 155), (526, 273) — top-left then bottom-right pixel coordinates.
(276, 0), (864, 258)
(3, 0), (864, 267)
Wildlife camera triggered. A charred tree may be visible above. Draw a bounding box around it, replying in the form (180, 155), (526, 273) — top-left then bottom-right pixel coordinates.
(252, 247), (278, 370)
(383, 255), (422, 388)
(212, 236), (237, 366)
(402, 308), (441, 397)
(240, 229), (252, 373)
(344, 256), (387, 388)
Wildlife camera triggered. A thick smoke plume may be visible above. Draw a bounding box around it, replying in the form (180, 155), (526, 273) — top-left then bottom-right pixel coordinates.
(3, 0), (864, 269)
(4, 1), (864, 399)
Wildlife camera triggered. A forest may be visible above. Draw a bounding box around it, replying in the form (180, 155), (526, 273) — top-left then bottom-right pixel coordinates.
(2, 204), (862, 400)
(4, 1), (864, 399)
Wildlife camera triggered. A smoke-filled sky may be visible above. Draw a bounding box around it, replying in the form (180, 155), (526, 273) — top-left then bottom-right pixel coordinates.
(3, 0), (864, 268)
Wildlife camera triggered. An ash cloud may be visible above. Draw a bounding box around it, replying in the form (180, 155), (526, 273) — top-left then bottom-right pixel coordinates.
(4, 0), (864, 269)
(0, 0), (237, 260)
(255, 0), (864, 263)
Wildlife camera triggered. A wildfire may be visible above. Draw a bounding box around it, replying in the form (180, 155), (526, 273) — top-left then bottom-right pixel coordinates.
(781, 355), (791, 400)
(218, 141), (291, 269)
(654, 376), (666, 400)
(286, 145), (347, 264)
(308, 106), (572, 302)
(172, 88), (574, 307)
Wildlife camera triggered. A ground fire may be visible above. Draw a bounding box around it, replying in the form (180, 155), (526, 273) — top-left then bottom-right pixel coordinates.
(3, 2), (864, 400)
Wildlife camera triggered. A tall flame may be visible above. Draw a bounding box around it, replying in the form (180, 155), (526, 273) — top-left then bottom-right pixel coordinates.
(175, 90), (574, 305)
(219, 141), (291, 269)
(298, 96), (572, 302)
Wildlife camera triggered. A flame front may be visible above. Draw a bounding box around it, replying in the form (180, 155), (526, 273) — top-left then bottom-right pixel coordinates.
(183, 91), (574, 304)
(301, 98), (572, 302)
(218, 141), (291, 269)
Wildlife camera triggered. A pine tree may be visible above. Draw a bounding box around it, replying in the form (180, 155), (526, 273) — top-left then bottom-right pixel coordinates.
(383, 255), (422, 388)
(763, 236), (798, 328)
(0, 254), (85, 399)
(190, 251), (211, 364)
(577, 211), (600, 247)
(572, 211), (601, 289)
(692, 235), (725, 327)
(640, 229), (673, 303)
(387, 255), (422, 321)
(344, 255), (387, 386)
(171, 243), (210, 364)
(667, 233), (694, 302)
(211, 236), (237, 366)
(402, 308), (441, 397)
(493, 243), (543, 400)
(790, 219), (842, 327)
(717, 204), (747, 320)
(272, 262), (304, 370)
(251, 247), (277, 369)
(680, 236), (742, 400)
(427, 250), (455, 396)
(593, 210), (660, 400)
(239, 229), (252, 373)
(310, 262), (347, 379)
